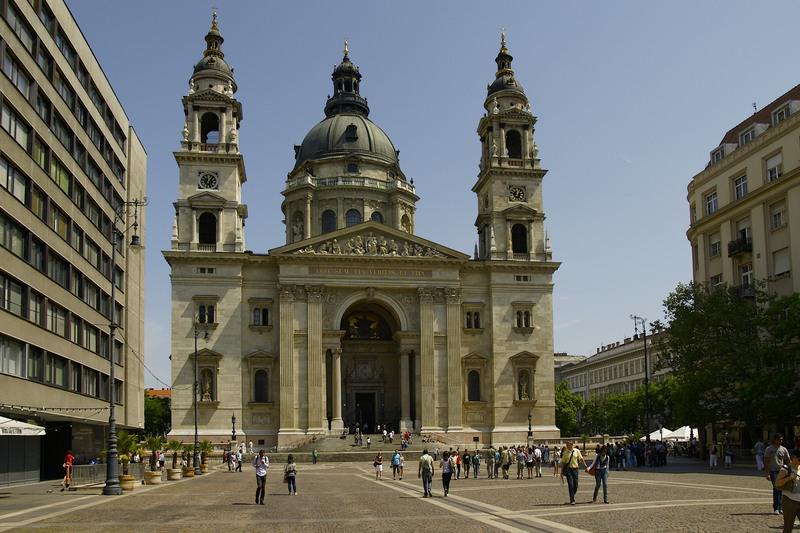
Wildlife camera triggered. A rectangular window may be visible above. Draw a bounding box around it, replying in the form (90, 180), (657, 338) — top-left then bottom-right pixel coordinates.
(47, 253), (68, 288)
(29, 290), (42, 325)
(89, 83), (104, 113)
(6, 4), (34, 53)
(84, 325), (98, 353)
(771, 206), (786, 230)
(33, 137), (48, 168)
(55, 31), (77, 69)
(69, 315), (82, 344)
(70, 225), (83, 251)
(0, 156), (27, 203)
(83, 367), (98, 396)
(3, 52), (31, 98)
(733, 175), (748, 200)
(86, 119), (102, 149)
(70, 362), (82, 392)
(739, 128), (754, 146)
(740, 263), (753, 287)
(36, 46), (53, 78)
(73, 140), (86, 169)
(773, 248), (790, 277)
(710, 148), (724, 164)
(77, 65), (89, 88)
(1, 103), (30, 148)
(705, 191), (718, 215)
(28, 346), (42, 380)
(46, 302), (67, 337)
(85, 199), (101, 228)
(0, 273), (24, 316)
(71, 181), (84, 209)
(0, 213), (26, 257)
(767, 153), (783, 182)
(38, 3), (56, 34)
(709, 233), (721, 257)
(49, 157), (71, 195)
(50, 206), (69, 240)
(773, 106), (790, 125)
(46, 354), (67, 387)
(29, 238), (44, 271)
(710, 274), (723, 288)
(52, 113), (73, 151)
(54, 71), (75, 110)
(36, 91), (51, 124)
(0, 335), (25, 377)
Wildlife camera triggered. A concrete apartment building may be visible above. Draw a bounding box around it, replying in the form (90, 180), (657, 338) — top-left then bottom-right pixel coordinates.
(687, 84), (800, 296)
(557, 332), (668, 402)
(0, 0), (146, 482)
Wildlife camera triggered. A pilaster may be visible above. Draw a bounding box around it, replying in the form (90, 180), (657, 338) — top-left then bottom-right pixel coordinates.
(445, 288), (463, 431)
(306, 286), (325, 432)
(278, 285), (297, 432)
(418, 287), (439, 431)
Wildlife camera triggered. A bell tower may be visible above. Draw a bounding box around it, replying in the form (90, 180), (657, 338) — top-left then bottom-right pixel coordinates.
(172, 12), (248, 253)
(473, 32), (551, 261)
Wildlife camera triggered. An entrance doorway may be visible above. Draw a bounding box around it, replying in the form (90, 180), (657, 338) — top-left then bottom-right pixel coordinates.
(354, 392), (376, 433)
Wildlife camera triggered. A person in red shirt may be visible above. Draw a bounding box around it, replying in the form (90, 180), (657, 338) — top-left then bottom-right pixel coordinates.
(61, 450), (74, 491)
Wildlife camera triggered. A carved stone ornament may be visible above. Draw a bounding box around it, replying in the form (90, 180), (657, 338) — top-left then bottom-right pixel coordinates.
(306, 285), (324, 302)
(278, 284), (296, 302)
(445, 287), (461, 304)
(294, 232), (445, 258)
(417, 287), (435, 303)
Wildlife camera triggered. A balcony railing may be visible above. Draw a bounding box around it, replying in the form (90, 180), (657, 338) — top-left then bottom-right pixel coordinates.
(284, 175), (416, 194)
(727, 237), (752, 257)
(197, 243), (216, 252)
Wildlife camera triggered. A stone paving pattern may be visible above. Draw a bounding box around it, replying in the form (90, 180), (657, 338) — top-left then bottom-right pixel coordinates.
(0, 459), (791, 532)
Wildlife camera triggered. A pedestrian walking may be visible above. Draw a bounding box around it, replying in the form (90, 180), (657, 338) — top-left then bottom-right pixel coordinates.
(366, 436), (371, 449)
(775, 448), (800, 533)
(158, 451), (165, 472)
(754, 439), (766, 472)
(391, 450), (401, 480)
(533, 445), (543, 478)
(553, 446), (561, 477)
(472, 451), (480, 479)
(284, 454), (297, 495)
(374, 453), (383, 480)
(455, 448), (462, 479)
(463, 451), (471, 480)
(486, 447), (495, 479)
(418, 448), (435, 497)
(236, 450), (243, 472)
(60, 450), (74, 492)
(724, 444), (733, 469)
(399, 451), (405, 479)
(248, 440), (254, 455)
(253, 449), (269, 505)
(560, 440), (587, 505)
(440, 451), (454, 496)
(312, 448), (318, 465)
(590, 445), (610, 504)
(765, 434), (790, 514)
(709, 443), (719, 470)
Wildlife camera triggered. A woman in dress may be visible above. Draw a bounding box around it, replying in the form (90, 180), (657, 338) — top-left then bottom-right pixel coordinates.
(284, 454), (297, 495)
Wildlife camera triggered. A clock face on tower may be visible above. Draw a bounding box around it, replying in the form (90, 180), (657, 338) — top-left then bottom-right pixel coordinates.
(198, 172), (218, 190)
(508, 185), (527, 202)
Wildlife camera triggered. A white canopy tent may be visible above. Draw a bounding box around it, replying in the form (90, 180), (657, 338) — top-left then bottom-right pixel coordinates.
(0, 415), (46, 436)
(663, 425), (698, 442)
(640, 428), (673, 442)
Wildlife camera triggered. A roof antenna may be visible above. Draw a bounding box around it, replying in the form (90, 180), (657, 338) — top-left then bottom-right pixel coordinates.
(752, 102), (757, 114)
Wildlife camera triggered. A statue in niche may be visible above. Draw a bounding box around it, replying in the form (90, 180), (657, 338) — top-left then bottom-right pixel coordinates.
(229, 126), (238, 144)
(518, 371), (530, 400)
(292, 220), (303, 242)
(189, 79), (195, 94)
(201, 371), (213, 402)
(490, 140), (498, 157)
(182, 122), (189, 142)
(492, 97), (499, 114)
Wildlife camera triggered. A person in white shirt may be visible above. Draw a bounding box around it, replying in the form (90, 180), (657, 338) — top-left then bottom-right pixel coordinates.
(533, 446), (543, 478)
(252, 450), (269, 505)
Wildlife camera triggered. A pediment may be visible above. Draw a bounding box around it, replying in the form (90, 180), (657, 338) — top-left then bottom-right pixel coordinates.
(502, 204), (538, 219)
(195, 348), (222, 359)
(244, 349), (275, 360)
(462, 352), (488, 362)
(188, 191), (227, 208)
(269, 221), (469, 260)
(509, 350), (539, 363)
(187, 89), (233, 103)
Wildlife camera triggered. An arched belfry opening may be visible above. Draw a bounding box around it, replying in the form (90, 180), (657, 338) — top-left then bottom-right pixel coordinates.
(200, 112), (220, 144)
(333, 301), (406, 434)
(505, 130), (522, 159)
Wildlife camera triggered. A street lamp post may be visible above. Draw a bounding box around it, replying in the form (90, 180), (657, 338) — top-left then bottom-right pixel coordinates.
(527, 410), (533, 447)
(103, 199), (146, 496)
(630, 315), (651, 445)
(231, 414), (237, 445)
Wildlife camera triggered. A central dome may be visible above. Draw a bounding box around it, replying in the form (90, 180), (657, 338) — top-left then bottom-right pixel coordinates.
(294, 113), (398, 168)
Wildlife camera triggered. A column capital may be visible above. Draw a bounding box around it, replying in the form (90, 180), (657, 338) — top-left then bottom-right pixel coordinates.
(417, 287), (435, 303)
(278, 284), (296, 302)
(306, 285), (325, 302)
(444, 287), (461, 305)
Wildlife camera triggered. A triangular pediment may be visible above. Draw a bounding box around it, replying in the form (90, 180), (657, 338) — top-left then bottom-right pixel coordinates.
(269, 221), (469, 260)
(187, 191), (227, 208)
(502, 204), (538, 219)
(195, 348), (222, 359)
(186, 89), (234, 103)
(463, 352), (488, 362)
(510, 350), (540, 363)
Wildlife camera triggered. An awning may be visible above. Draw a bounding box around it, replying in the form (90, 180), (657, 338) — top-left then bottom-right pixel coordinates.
(640, 428), (673, 442)
(0, 415), (46, 436)
(663, 425), (699, 442)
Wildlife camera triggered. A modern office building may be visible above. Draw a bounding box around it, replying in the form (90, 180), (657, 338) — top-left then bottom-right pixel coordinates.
(0, 0), (146, 481)
(687, 84), (800, 296)
(166, 20), (560, 449)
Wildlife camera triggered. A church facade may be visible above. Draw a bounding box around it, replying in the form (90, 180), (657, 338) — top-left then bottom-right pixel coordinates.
(166, 17), (561, 449)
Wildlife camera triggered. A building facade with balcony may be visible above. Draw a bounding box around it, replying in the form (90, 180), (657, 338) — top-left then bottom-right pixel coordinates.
(165, 23), (561, 449)
(0, 0), (147, 481)
(687, 84), (800, 296)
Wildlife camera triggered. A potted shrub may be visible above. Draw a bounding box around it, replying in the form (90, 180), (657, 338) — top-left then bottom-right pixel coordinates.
(117, 430), (140, 491)
(166, 440), (183, 480)
(144, 435), (165, 485)
(181, 444), (196, 478)
(198, 440), (213, 474)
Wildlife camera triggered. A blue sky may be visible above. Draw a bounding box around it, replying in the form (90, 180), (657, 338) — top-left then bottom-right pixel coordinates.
(67, 1), (799, 387)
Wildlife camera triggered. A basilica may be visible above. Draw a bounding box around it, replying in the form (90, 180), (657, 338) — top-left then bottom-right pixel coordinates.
(166, 15), (560, 449)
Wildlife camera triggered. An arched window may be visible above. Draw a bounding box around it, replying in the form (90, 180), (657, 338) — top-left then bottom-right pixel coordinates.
(370, 211), (383, 223)
(254, 369), (268, 403)
(198, 212), (217, 245)
(200, 112), (219, 144)
(511, 224), (528, 253)
(465, 312), (473, 329)
(515, 310), (523, 328)
(473, 312), (481, 329)
(321, 210), (337, 233)
(505, 130), (522, 159)
(523, 311), (531, 328)
(467, 370), (481, 402)
(345, 209), (362, 227)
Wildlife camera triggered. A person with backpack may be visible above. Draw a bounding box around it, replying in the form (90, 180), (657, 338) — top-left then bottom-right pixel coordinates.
(462, 451), (471, 480)
(391, 450), (401, 480)
(252, 449), (269, 505)
(418, 448), (435, 497)
(284, 454), (297, 495)
(775, 448), (800, 533)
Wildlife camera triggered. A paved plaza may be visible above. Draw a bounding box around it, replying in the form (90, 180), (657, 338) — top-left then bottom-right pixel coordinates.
(0, 459), (790, 532)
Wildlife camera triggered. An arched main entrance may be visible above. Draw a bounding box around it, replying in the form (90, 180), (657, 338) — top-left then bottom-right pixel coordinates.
(334, 302), (401, 434)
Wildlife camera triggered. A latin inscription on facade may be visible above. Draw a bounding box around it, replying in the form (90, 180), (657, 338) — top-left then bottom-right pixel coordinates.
(310, 266), (432, 278)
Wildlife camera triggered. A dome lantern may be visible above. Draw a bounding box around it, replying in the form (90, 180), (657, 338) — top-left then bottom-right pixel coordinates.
(324, 40), (370, 117)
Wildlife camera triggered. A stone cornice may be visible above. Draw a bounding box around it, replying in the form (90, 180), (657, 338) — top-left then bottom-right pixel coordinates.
(174, 150), (247, 183)
(471, 168), (547, 193)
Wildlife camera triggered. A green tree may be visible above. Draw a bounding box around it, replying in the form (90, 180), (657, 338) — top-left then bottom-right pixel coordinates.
(555, 381), (583, 436)
(654, 282), (800, 439)
(144, 393), (171, 436)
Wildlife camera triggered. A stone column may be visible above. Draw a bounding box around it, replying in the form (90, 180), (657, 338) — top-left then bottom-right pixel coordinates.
(507, 220), (514, 259)
(413, 351), (421, 430)
(304, 196), (312, 239)
(331, 347), (343, 431)
(445, 288), (463, 431)
(418, 288), (436, 431)
(191, 106), (200, 143)
(278, 285), (297, 432)
(306, 286), (324, 432)
(399, 350), (412, 432)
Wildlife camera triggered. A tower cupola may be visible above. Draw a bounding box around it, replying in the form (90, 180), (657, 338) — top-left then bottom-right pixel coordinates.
(192, 11), (237, 93)
(324, 41), (370, 117)
(487, 31), (525, 98)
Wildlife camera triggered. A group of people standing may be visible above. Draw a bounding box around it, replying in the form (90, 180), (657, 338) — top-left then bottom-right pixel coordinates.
(251, 450), (298, 503)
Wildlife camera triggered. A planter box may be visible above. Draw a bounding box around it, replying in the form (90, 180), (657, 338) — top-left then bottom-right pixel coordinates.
(182, 467), (195, 478)
(144, 471), (162, 485)
(119, 474), (136, 491)
(167, 468), (182, 481)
